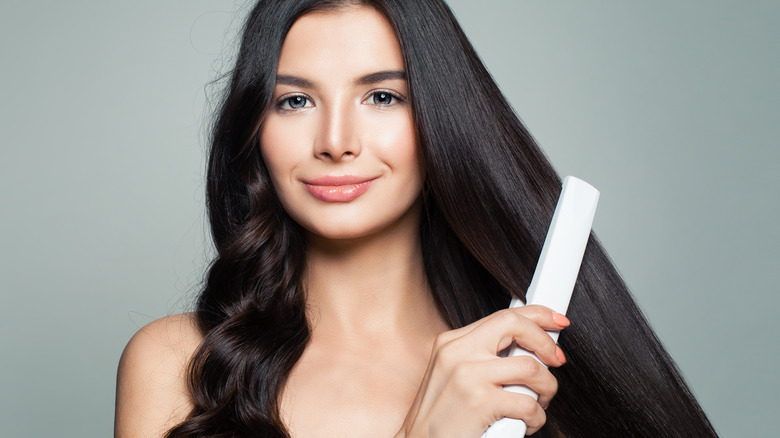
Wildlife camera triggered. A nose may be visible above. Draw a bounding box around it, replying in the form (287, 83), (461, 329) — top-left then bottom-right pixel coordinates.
(314, 100), (361, 161)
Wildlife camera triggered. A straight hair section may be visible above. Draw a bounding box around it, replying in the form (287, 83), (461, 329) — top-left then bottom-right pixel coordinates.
(166, 0), (718, 436)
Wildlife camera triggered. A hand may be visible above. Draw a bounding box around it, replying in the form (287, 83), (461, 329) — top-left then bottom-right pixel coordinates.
(396, 305), (568, 438)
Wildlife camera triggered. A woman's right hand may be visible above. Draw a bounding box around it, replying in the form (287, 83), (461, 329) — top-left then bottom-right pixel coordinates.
(396, 305), (569, 438)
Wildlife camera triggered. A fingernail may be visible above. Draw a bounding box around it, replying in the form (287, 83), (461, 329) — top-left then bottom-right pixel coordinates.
(556, 346), (566, 364)
(552, 312), (570, 327)
(541, 401), (550, 410)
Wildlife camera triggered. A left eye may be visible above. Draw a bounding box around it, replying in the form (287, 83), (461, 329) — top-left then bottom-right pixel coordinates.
(283, 96), (309, 109)
(371, 92), (396, 105)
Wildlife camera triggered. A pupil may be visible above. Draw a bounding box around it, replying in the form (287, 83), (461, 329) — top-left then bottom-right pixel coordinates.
(289, 96), (305, 108)
(374, 92), (391, 104)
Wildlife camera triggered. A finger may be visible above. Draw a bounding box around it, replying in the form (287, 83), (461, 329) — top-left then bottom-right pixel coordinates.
(466, 309), (563, 366)
(509, 304), (570, 331)
(433, 322), (478, 346)
(491, 389), (547, 435)
(435, 305), (568, 348)
(484, 355), (559, 409)
(435, 309), (510, 345)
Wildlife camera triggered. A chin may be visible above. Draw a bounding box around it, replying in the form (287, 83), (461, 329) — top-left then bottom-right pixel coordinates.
(297, 202), (422, 244)
(302, 221), (389, 242)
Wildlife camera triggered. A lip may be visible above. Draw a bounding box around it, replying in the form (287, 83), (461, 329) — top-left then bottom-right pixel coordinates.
(302, 175), (378, 202)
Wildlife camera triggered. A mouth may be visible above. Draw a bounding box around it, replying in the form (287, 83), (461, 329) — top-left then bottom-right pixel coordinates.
(302, 175), (378, 202)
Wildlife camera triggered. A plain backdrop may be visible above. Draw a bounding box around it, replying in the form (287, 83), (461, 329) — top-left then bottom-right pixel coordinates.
(1, 1), (777, 436)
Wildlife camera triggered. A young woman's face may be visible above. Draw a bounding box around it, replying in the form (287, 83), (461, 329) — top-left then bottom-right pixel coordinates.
(261, 6), (422, 241)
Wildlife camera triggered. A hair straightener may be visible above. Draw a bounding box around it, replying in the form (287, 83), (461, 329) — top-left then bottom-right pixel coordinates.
(482, 176), (599, 438)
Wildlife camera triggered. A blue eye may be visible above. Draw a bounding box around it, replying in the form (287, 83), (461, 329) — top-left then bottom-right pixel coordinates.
(372, 91), (395, 105)
(277, 95), (311, 110)
(287, 96), (308, 109)
(371, 91), (403, 106)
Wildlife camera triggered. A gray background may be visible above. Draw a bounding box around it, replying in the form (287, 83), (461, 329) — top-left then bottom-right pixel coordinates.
(1, 1), (777, 436)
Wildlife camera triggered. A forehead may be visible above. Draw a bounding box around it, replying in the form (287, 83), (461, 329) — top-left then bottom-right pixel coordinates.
(277, 6), (405, 77)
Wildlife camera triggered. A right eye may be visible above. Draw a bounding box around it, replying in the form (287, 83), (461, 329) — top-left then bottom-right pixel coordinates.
(276, 95), (312, 110)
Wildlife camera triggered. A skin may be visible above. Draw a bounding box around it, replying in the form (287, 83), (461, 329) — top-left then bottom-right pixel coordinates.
(115, 6), (566, 438)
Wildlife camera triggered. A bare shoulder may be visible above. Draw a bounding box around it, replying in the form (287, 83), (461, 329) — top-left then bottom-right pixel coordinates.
(115, 313), (203, 438)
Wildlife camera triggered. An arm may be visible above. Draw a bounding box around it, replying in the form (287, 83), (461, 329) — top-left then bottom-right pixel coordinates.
(114, 313), (201, 438)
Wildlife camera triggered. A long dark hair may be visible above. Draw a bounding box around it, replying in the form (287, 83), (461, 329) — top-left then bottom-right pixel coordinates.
(167, 0), (718, 436)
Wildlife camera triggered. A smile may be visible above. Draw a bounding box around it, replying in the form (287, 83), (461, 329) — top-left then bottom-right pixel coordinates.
(302, 176), (377, 202)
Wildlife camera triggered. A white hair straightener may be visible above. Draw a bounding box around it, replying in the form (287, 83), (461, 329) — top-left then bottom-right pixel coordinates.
(482, 176), (599, 438)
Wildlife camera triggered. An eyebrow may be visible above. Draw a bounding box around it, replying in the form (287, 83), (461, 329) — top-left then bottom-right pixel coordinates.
(275, 75), (314, 88)
(274, 70), (407, 88)
(355, 70), (406, 85)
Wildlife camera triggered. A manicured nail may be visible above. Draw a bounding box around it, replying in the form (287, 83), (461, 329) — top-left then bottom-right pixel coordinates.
(552, 312), (570, 327)
(541, 401), (550, 410)
(556, 346), (567, 364)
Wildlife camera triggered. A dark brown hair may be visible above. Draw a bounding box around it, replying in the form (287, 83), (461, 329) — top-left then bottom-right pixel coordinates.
(166, 0), (718, 436)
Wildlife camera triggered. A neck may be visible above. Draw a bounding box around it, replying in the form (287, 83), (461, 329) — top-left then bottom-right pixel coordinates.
(302, 208), (448, 344)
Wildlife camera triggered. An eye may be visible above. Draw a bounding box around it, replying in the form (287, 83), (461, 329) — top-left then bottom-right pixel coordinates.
(366, 90), (405, 106)
(276, 95), (312, 111)
(372, 91), (394, 105)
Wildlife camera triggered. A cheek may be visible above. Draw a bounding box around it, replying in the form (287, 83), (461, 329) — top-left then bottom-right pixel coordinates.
(260, 119), (305, 189)
(369, 112), (420, 179)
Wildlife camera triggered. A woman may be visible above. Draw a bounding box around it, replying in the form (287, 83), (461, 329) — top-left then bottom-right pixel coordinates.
(115, 0), (717, 437)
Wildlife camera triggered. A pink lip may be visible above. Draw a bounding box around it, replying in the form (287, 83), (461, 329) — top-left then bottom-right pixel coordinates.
(302, 175), (377, 202)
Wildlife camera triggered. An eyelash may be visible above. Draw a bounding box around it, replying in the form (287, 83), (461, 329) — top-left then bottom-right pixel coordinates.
(366, 90), (406, 106)
(273, 90), (407, 112)
(275, 94), (312, 111)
